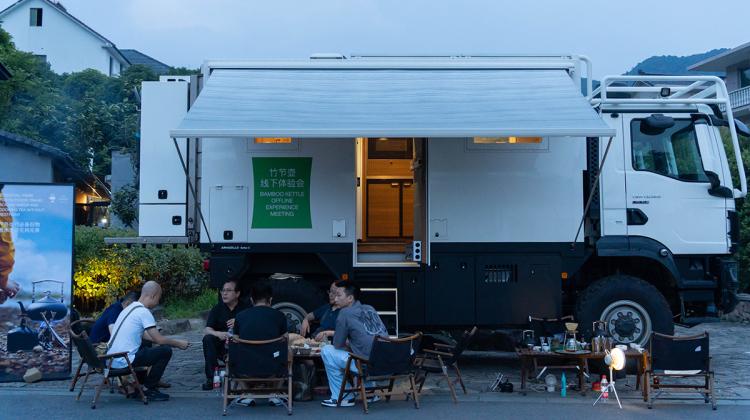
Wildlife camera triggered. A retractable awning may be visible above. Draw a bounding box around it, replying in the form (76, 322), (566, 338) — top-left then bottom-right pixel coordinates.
(171, 68), (615, 138)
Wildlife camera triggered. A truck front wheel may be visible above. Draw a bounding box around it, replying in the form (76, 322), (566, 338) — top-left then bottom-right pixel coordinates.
(576, 275), (673, 346)
(269, 277), (326, 334)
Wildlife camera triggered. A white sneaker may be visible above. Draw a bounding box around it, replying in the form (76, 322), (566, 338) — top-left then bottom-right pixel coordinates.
(233, 397), (255, 407)
(321, 398), (355, 407)
(269, 397), (287, 406)
(367, 395), (381, 404)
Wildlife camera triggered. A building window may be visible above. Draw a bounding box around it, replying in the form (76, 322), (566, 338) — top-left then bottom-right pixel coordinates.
(740, 68), (750, 89)
(255, 137), (292, 144)
(466, 136), (548, 152)
(29, 8), (43, 26)
(109, 56), (114, 76)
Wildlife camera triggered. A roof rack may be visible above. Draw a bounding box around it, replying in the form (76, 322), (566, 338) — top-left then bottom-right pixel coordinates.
(592, 75), (730, 107)
(593, 75), (746, 198)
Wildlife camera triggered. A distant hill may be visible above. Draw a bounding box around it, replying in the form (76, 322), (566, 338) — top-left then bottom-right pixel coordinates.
(625, 49), (729, 76)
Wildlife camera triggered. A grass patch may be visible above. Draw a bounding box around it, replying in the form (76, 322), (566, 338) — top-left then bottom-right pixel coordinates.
(163, 288), (217, 319)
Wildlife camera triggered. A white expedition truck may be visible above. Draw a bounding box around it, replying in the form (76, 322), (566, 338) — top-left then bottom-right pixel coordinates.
(126, 54), (748, 346)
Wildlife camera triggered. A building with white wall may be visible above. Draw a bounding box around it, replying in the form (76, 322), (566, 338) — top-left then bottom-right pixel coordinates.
(0, 0), (129, 75)
(690, 42), (750, 124)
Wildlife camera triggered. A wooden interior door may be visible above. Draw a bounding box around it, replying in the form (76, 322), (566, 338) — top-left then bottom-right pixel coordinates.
(367, 181), (401, 237)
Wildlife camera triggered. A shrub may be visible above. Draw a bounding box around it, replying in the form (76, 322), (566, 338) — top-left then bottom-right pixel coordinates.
(73, 226), (207, 313)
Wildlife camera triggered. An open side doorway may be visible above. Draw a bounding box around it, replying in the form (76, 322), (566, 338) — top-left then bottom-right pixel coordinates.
(355, 137), (426, 265)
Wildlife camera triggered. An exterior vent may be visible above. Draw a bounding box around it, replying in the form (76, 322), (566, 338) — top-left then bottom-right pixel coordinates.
(483, 264), (517, 284)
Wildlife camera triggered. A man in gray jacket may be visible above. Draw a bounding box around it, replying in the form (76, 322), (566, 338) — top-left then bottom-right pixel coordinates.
(320, 281), (388, 407)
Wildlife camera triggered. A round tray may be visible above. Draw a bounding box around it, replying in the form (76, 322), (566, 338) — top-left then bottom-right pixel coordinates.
(554, 349), (591, 355)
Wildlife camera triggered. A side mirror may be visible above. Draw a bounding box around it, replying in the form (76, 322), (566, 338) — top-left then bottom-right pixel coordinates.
(705, 171), (733, 198)
(641, 114), (675, 135)
(735, 118), (750, 138)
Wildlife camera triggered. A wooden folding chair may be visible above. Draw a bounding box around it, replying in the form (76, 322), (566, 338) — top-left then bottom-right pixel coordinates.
(223, 334), (293, 416)
(69, 318), (95, 392)
(337, 332), (423, 414)
(69, 323), (147, 409)
(646, 331), (715, 410)
(415, 326), (477, 403)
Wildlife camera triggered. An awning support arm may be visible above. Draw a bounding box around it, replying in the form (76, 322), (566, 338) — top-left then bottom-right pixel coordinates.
(172, 137), (212, 244)
(571, 136), (614, 249)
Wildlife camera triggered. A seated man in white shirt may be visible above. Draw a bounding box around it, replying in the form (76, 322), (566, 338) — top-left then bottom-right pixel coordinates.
(107, 281), (189, 401)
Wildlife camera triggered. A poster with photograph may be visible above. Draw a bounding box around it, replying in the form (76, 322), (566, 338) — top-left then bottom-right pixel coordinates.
(0, 183), (74, 382)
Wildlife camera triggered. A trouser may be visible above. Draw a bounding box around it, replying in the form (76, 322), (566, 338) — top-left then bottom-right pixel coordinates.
(321, 345), (374, 400)
(132, 345), (173, 389)
(202, 334), (226, 380)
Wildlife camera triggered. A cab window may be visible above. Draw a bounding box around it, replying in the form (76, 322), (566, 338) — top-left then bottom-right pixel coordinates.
(630, 119), (708, 182)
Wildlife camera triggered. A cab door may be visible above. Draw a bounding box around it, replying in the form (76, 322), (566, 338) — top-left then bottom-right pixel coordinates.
(623, 114), (728, 255)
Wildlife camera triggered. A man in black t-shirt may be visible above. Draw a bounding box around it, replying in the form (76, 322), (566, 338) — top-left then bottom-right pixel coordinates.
(202, 279), (249, 390)
(235, 282), (287, 341)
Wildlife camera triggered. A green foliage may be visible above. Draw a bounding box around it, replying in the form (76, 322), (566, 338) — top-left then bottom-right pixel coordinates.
(0, 28), (160, 178)
(719, 127), (750, 291)
(164, 288), (217, 320)
(73, 226), (207, 312)
(111, 183), (138, 228)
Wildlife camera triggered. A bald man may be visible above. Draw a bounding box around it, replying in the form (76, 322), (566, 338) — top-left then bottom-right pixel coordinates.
(107, 281), (189, 402)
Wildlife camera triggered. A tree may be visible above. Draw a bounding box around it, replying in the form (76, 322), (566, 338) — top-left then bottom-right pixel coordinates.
(111, 183), (138, 228)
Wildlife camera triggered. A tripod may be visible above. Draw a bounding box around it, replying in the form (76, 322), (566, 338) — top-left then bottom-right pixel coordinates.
(593, 366), (622, 409)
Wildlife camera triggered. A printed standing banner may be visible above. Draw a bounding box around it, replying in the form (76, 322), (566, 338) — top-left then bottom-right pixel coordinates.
(0, 183), (74, 382)
(251, 157), (312, 229)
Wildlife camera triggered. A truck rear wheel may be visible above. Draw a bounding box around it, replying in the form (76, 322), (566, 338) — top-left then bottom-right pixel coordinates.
(269, 277), (326, 334)
(576, 274), (673, 346)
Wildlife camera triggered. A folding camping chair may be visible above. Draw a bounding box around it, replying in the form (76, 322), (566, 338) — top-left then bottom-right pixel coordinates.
(337, 332), (423, 413)
(69, 318), (95, 392)
(646, 331), (715, 410)
(69, 322), (148, 408)
(222, 334), (293, 416)
(415, 326), (477, 403)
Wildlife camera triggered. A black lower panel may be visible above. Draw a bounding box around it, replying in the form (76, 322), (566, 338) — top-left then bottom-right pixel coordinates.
(425, 252), (562, 326)
(425, 255), (475, 325)
(475, 255), (561, 324)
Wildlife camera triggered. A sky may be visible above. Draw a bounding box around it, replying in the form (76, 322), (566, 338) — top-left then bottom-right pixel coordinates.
(1, 0), (749, 79)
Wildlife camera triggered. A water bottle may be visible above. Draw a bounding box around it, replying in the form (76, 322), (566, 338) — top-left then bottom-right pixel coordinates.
(213, 367), (220, 390)
(561, 372), (567, 397)
(600, 375), (609, 402)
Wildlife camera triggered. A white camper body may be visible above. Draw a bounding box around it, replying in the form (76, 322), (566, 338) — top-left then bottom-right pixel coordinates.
(131, 56), (745, 345)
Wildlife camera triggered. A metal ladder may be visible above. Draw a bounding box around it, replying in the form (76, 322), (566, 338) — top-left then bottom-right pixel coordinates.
(360, 287), (398, 337)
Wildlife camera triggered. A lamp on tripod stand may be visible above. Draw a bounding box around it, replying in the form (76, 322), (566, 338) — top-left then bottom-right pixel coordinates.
(593, 347), (625, 408)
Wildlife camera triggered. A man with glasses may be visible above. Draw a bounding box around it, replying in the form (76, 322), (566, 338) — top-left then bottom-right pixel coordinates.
(202, 279), (249, 390)
(299, 280), (342, 342)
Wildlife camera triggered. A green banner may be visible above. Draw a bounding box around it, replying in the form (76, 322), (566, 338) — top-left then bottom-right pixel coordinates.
(251, 157), (312, 229)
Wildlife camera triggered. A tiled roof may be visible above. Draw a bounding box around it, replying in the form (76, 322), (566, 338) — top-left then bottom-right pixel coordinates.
(120, 49), (172, 74)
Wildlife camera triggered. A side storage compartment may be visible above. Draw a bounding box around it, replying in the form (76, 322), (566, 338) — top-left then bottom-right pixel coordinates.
(475, 255), (561, 325)
(138, 81), (189, 237)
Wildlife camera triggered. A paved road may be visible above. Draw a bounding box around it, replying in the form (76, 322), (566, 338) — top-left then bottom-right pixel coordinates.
(0, 389), (746, 420)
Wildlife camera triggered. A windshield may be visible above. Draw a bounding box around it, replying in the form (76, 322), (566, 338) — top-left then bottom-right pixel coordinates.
(631, 119), (709, 182)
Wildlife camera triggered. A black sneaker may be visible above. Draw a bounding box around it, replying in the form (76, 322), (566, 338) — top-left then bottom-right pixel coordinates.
(201, 380), (214, 391)
(145, 388), (170, 402)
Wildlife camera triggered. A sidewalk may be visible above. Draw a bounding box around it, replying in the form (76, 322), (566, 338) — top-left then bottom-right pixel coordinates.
(2, 320), (750, 404)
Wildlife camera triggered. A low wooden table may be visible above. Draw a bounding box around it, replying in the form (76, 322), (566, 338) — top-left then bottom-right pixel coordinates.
(291, 347), (329, 398)
(517, 348), (649, 398)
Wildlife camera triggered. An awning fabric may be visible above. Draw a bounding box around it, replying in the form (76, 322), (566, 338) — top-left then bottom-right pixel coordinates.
(171, 68), (615, 138)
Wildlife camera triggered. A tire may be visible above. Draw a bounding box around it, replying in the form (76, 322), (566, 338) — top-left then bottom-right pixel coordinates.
(576, 274), (673, 346)
(268, 277), (326, 333)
